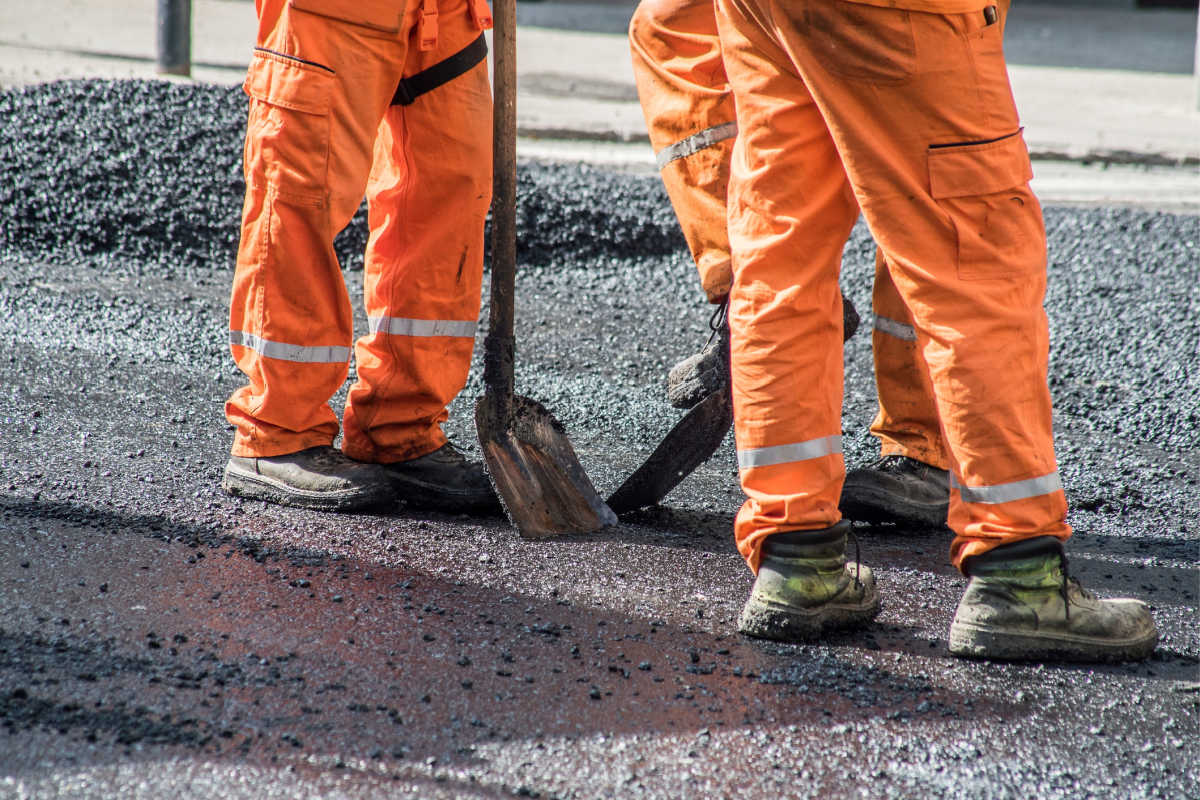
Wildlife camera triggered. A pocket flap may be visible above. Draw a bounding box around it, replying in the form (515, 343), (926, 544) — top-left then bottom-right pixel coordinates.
(243, 50), (333, 115)
(928, 129), (1033, 200)
(289, 0), (402, 32)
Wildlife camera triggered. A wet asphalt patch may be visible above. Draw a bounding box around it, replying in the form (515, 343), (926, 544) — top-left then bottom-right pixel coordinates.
(0, 79), (1197, 798)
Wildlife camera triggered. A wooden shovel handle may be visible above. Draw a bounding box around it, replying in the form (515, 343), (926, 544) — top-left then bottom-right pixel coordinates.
(482, 0), (516, 403)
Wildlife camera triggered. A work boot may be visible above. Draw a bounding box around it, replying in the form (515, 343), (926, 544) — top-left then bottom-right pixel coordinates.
(949, 536), (1158, 662)
(667, 294), (859, 410)
(839, 455), (949, 528)
(738, 520), (881, 641)
(381, 441), (501, 515)
(222, 446), (393, 512)
(839, 292), (860, 342)
(667, 317), (729, 409)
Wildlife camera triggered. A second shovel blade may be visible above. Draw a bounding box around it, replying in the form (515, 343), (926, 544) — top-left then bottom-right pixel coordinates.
(606, 387), (734, 515)
(476, 393), (617, 538)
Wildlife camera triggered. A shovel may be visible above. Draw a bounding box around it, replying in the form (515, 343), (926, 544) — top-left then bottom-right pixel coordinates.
(607, 305), (734, 515)
(606, 385), (733, 515)
(475, 0), (617, 538)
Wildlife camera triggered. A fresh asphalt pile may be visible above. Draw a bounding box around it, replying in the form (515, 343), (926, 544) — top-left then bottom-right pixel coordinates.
(0, 79), (1197, 798)
(0, 79), (685, 274)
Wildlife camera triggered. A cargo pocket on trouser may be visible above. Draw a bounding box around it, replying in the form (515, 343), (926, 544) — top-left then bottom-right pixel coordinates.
(243, 49), (336, 202)
(928, 128), (1045, 280)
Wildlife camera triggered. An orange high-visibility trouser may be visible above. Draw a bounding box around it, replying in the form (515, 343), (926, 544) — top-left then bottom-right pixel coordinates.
(630, 0), (736, 304)
(226, 0), (493, 464)
(630, 0), (948, 468)
(715, 0), (1071, 572)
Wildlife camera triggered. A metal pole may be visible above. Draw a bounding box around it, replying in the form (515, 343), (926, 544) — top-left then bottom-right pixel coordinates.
(157, 0), (192, 77)
(1193, 7), (1199, 111)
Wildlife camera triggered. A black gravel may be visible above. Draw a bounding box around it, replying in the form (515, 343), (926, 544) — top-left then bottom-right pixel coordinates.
(0, 79), (1197, 799)
(0, 79), (684, 275)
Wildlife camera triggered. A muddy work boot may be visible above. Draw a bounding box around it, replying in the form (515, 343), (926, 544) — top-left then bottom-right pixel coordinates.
(949, 536), (1158, 663)
(667, 294), (860, 410)
(738, 521), (881, 641)
(382, 442), (501, 515)
(222, 446), (393, 512)
(840, 455), (949, 528)
(666, 316), (730, 409)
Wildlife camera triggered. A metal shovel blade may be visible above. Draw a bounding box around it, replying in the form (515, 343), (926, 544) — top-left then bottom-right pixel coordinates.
(476, 393), (618, 538)
(474, 0), (614, 538)
(606, 387), (734, 515)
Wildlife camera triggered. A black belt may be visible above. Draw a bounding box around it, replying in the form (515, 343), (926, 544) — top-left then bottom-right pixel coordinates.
(391, 33), (488, 106)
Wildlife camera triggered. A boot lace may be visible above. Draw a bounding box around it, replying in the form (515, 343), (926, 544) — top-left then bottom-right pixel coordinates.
(872, 454), (921, 476)
(704, 301), (729, 349)
(846, 527), (863, 590)
(1057, 550), (1092, 619)
(426, 442), (468, 465)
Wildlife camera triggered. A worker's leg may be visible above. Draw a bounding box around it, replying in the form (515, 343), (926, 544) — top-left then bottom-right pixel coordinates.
(714, 0), (880, 640)
(868, 252), (947, 470)
(341, 0), (492, 466)
(862, 0), (1015, 476)
(632, 0), (859, 423)
(630, 0), (735, 304)
(841, 2), (1019, 529)
(839, 250), (951, 527)
(226, 0), (406, 459)
(733, 0), (1154, 660)
(862, 1), (1017, 473)
(760, 0), (1068, 567)
(711, 2), (857, 550)
(721, 44), (859, 571)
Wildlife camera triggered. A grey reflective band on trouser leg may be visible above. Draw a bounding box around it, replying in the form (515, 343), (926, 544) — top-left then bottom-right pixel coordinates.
(737, 435), (843, 469)
(873, 314), (917, 342)
(368, 316), (478, 338)
(229, 330), (350, 363)
(950, 471), (1063, 504)
(656, 122), (738, 170)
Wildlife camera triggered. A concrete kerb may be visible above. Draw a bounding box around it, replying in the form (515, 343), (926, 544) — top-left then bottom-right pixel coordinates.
(0, 0), (1196, 169)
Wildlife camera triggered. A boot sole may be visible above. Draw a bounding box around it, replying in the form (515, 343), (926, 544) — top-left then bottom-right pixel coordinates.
(737, 592), (882, 642)
(383, 471), (502, 516)
(222, 462), (391, 513)
(839, 484), (948, 528)
(948, 621), (1159, 663)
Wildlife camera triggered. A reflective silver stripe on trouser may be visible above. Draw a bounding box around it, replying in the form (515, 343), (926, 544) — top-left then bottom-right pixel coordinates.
(737, 435), (843, 469)
(950, 472), (1063, 504)
(656, 121), (738, 170)
(873, 314), (917, 342)
(229, 331), (351, 363)
(368, 316), (478, 338)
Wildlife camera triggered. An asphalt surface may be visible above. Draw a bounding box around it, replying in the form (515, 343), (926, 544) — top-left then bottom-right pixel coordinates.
(0, 79), (1198, 798)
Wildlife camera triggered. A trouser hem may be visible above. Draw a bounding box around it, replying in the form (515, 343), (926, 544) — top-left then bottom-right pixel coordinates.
(950, 530), (1072, 574)
(230, 431), (336, 460)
